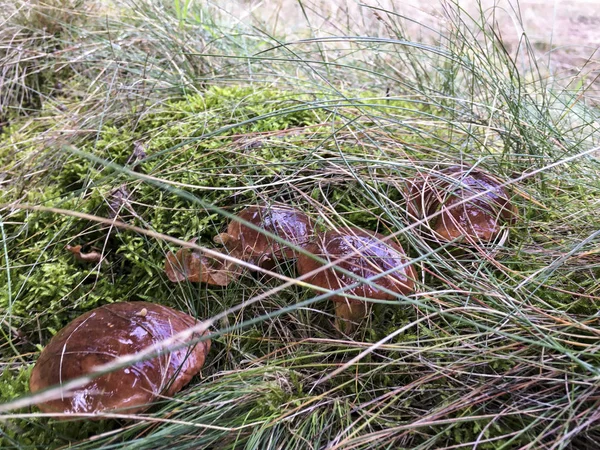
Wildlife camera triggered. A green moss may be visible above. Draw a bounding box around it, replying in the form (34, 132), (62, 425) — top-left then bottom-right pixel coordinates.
(0, 85), (334, 445)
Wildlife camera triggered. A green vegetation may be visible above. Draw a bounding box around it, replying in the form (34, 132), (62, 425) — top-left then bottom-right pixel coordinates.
(1, 0), (600, 448)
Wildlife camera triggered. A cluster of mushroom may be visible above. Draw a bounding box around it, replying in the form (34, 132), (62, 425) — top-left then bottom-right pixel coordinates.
(165, 204), (418, 332)
(29, 163), (516, 417)
(165, 164), (516, 331)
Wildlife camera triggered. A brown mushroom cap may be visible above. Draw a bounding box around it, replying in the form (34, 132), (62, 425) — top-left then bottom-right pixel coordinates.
(297, 227), (416, 304)
(164, 205), (313, 285)
(29, 302), (210, 416)
(406, 165), (516, 242)
(220, 204), (314, 263)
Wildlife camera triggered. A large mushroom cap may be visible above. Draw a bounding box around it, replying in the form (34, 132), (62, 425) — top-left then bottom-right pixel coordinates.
(297, 227), (416, 304)
(219, 204), (314, 263)
(406, 165), (516, 243)
(29, 302), (210, 416)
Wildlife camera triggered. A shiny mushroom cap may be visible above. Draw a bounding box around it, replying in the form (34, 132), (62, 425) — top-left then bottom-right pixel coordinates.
(29, 302), (210, 416)
(164, 205), (314, 285)
(297, 227), (416, 331)
(406, 165), (516, 243)
(216, 204), (315, 264)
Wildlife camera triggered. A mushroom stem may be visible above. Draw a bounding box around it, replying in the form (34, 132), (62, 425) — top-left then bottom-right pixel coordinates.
(334, 301), (369, 333)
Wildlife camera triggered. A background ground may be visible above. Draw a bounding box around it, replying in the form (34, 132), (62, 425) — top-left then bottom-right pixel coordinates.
(224, 0), (600, 101)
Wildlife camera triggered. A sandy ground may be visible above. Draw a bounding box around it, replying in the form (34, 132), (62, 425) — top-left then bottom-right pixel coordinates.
(219, 0), (600, 99)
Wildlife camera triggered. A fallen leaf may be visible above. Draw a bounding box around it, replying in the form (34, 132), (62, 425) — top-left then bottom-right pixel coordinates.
(165, 247), (241, 286)
(66, 245), (103, 263)
(107, 185), (139, 221)
(128, 141), (147, 172)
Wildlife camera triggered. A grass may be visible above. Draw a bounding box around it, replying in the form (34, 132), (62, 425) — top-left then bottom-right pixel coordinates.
(1, 0), (600, 448)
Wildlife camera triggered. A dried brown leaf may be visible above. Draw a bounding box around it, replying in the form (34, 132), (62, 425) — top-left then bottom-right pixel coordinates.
(164, 247), (241, 286)
(66, 245), (103, 263)
(128, 141), (148, 172)
(107, 185), (137, 221)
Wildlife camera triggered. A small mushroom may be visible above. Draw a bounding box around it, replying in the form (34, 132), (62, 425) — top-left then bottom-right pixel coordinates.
(215, 204), (315, 267)
(406, 165), (516, 243)
(29, 302), (210, 416)
(297, 227), (416, 332)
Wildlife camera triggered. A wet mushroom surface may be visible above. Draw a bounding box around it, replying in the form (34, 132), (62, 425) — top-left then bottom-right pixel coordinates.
(406, 165), (516, 243)
(297, 227), (417, 331)
(216, 204), (315, 264)
(29, 301), (211, 416)
(165, 204), (315, 285)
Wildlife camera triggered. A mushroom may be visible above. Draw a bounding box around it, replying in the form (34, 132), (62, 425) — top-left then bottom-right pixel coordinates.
(406, 165), (516, 243)
(297, 227), (416, 332)
(165, 204), (314, 285)
(29, 302), (210, 416)
(215, 204), (315, 267)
